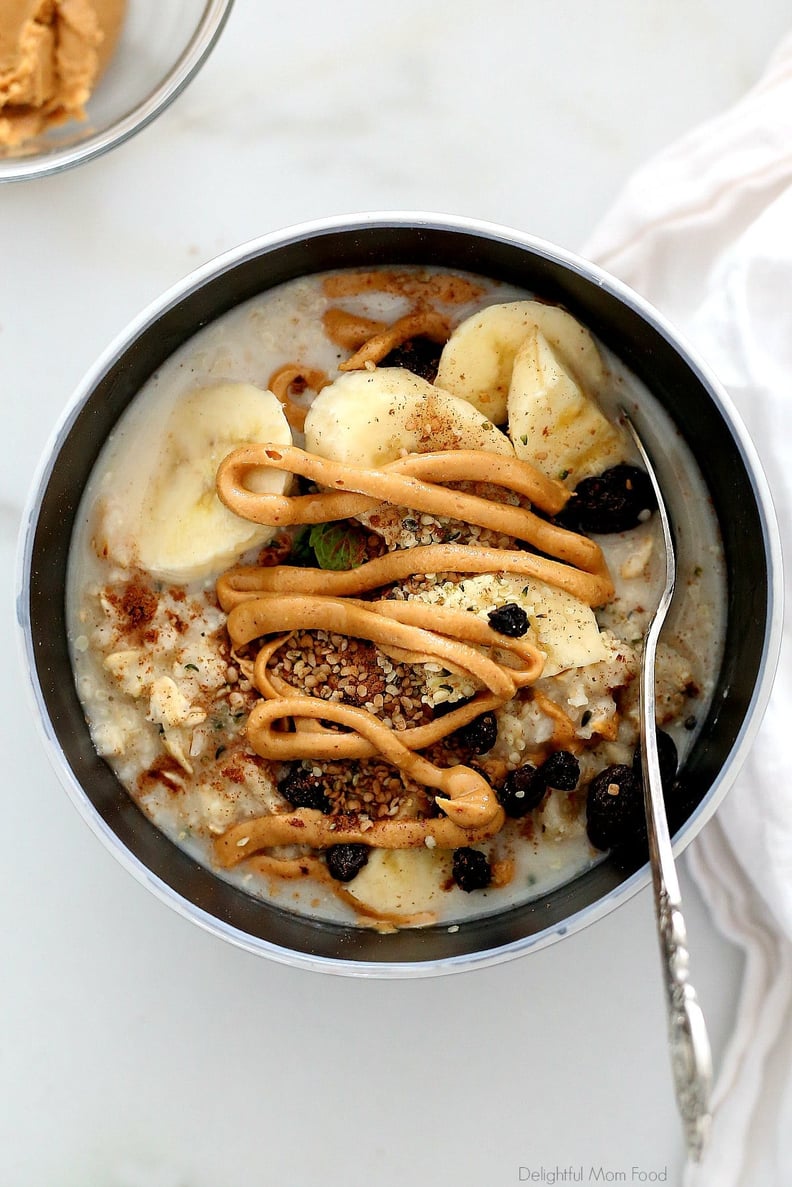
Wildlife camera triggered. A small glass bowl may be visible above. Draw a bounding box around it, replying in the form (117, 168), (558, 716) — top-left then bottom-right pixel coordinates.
(0, 0), (234, 183)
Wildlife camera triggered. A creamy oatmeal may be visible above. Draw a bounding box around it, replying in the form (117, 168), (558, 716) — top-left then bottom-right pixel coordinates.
(67, 268), (726, 930)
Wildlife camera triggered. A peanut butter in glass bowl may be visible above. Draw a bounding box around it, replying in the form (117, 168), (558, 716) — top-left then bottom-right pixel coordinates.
(0, 0), (233, 181)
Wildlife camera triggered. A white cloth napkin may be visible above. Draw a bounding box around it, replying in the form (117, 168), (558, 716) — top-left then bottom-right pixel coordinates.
(583, 33), (792, 1186)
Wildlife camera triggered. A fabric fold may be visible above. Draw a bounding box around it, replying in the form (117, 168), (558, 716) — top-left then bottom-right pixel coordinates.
(582, 29), (792, 1187)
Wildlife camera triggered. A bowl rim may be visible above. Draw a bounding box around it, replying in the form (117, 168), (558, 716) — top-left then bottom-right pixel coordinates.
(0, 0), (234, 184)
(16, 210), (785, 977)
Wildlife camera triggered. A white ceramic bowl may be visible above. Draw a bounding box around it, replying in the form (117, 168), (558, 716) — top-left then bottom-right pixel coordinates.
(0, 0), (233, 183)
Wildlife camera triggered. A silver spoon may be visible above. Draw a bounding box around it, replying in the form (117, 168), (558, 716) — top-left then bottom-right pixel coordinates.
(620, 409), (713, 1161)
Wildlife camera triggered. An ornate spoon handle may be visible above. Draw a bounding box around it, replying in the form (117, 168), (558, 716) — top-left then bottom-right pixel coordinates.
(621, 411), (713, 1161)
(658, 888), (712, 1159)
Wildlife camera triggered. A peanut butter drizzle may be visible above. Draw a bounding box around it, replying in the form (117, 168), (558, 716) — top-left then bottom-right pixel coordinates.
(322, 308), (387, 350)
(242, 696), (506, 777)
(321, 270), (485, 304)
(215, 445), (612, 605)
(228, 595), (543, 701)
(267, 364), (330, 431)
(338, 309), (450, 372)
(249, 632), (507, 760)
(219, 542), (612, 611)
(322, 269), (481, 393)
(215, 699), (505, 869)
(212, 436), (614, 868)
(531, 690), (581, 752)
(219, 444), (570, 520)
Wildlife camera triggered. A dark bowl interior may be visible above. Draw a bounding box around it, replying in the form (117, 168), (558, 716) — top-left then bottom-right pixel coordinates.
(24, 219), (775, 971)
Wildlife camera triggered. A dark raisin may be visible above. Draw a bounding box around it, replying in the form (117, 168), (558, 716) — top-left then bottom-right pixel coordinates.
(452, 847), (492, 892)
(609, 831), (649, 873)
(326, 843), (370, 882)
(684, 715), (697, 731)
(433, 699), (497, 753)
(278, 765), (331, 814)
(380, 336), (443, 383)
(455, 712), (498, 755)
(664, 774), (702, 835)
(487, 602), (529, 637)
(497, 763), (545, 817)
(632, 728), (678, 790)
(586, 764), (644, 851)
(609, 773), (702, 872)
(558, 465), (657, 534)
(432, 695), (474, 719)
(537, 750), (580, 791)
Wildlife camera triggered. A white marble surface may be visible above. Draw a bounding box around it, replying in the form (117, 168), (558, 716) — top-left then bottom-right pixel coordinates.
(4, 2), (790, 1184)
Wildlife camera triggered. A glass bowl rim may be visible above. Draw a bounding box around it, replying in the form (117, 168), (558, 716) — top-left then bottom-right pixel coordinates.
(0, 0), (234, 184)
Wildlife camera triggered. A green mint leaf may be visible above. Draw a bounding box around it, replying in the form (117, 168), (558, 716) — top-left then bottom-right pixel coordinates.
(287, 525), (317, 567)
(308, 521), (368, 570)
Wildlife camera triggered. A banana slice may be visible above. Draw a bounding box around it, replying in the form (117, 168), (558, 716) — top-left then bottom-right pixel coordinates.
(134, 382), (293, 583)
(503, 574), (607, 675)
(435, 300), (607, 423)
(508, 330), (622, 484)
(408, 572), (607, 685)
(303, 368), (514, 466)
(344, 848), (453, 918)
